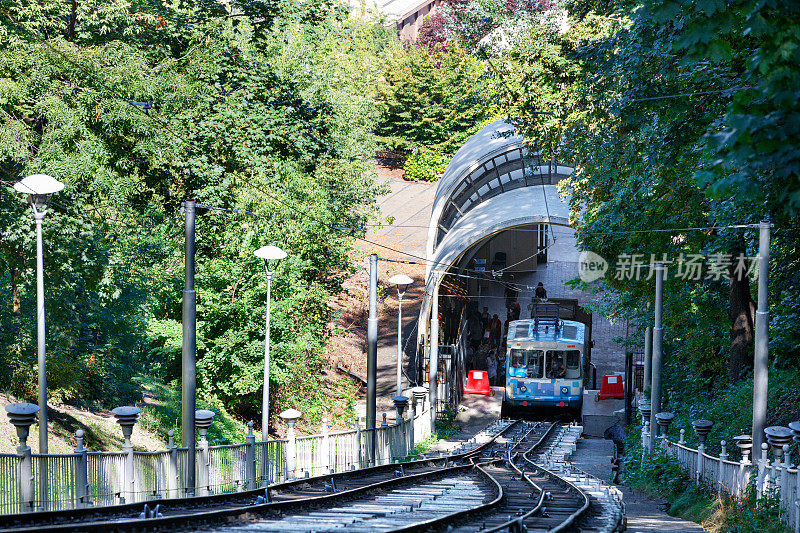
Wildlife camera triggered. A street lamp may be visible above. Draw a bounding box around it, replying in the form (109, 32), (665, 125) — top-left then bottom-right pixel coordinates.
(254, 245), (287, 442)
(13, 174), (64, 455)
(389, 274), (414, 397)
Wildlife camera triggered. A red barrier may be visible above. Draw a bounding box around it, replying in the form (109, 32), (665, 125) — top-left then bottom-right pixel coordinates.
(464, 370), (492, 395)
(596, 374), (625, 400)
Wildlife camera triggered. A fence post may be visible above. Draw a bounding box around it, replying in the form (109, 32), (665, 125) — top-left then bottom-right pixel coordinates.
(279, 409), (302, 479)
(718, 441), (728, 494)
(355, 416), (362, 469)
(692, 420), (713, 485)
(6, 403), (38, 512)
(393, 396), (409, 459)
(112, 406), (141, 504)
(167, 430), (178, 498)
(780, 445), (790, 510)
(381, 413), (389, 466)
(195, 410), (215, 496)
(321, 418), (330, 473)
(757, 443), (768, 499)
(733, 435), (752, 497)
(75, 430), (88, 508)
(412, 387), (426, 443)
(245, 422), (256, 490)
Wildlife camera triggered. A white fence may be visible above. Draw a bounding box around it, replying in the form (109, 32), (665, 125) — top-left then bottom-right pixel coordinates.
(642, 424), (799, 532)
(0, 400), (433, 515)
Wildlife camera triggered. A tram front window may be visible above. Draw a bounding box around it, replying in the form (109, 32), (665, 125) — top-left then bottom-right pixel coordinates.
(546, 350), (582, 379)
(509, 349), (543, 378)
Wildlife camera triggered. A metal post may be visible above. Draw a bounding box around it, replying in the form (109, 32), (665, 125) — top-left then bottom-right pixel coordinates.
(33, 210), (49, 507)
(624, 351), (633, 425)
(34, 210), (47, 455)
(366, 254), (378, 465)
(396, 290), (404, 397)
(429, 272), (440, 431)
(74, 430), (88, 508)
(643, 326), (652, 391)
(245, 422), (256, 490)
(649, 263), (664, 450)
(262, 271), (274, 442)
(752, 220), (770, 454)
(182, 199), (197, 494)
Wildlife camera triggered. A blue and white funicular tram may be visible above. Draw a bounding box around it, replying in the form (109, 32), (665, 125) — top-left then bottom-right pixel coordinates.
(501, 307), (585, 418)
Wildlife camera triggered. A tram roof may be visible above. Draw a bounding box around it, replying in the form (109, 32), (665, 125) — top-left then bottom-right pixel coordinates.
(507, 319), (585, 345)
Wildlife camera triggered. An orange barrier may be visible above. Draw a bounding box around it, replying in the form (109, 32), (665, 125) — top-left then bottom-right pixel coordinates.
(596, 374), (625, 400)
(464, 370), (492, 395)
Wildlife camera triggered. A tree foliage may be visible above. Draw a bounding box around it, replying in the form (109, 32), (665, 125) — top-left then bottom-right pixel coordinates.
(493, 0), (800, 391)
(0, 0), (390, 431)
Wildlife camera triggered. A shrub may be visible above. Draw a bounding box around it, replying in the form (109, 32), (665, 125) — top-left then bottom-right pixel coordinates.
(403, 149), (449, 181)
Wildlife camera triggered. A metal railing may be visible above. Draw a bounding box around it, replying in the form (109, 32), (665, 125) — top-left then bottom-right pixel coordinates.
(0, 401), (433, 515)
(642, 425), (799, 532)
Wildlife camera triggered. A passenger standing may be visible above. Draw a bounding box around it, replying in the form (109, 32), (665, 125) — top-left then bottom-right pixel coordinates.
(535, 282), (547, 300)
(481, 306), (490, 331)
(487, 352), (497, 387)
(512, 301), (521, 320)
(490, 314), (502, 349)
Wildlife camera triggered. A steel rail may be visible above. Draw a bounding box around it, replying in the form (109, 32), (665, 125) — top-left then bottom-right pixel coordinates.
(1, 463), (480, 533)
(0, 420), (520, 531)
(385, 421), (558, 533)
(479, 420), (561, 533)
(518, 425), (591, 533)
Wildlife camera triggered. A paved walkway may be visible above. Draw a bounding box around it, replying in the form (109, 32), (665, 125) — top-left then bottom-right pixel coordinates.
(355, 172), (436, 419)
(572, 437), (707, 532)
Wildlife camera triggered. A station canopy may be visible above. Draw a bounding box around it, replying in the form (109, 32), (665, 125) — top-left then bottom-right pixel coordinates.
(419, 118), (574, 336)
(425, 118), (573, 277)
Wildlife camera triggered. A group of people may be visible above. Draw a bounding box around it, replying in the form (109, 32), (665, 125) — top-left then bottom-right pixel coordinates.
(463, 283), (549, 387)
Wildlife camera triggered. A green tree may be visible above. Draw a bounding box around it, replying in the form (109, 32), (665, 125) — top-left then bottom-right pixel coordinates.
(0, 0), (389, 434)
(376, 43), (495, 156)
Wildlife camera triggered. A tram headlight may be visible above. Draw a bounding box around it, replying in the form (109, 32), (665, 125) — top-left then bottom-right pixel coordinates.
(519, 384), (527, 393)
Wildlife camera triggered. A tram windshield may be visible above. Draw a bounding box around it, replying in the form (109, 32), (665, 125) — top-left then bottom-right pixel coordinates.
(509, 349), (544, 378)
(546, 350), (581, 379)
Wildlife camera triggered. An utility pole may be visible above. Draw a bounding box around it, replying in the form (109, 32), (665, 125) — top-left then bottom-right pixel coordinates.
(643, 326), (652, 391)
(429, 272), (440, 431)
(649, 263), (664, 450)
(182, 200), (197, 494)
(366, 254), (378, 464)
(752, 221), (771, 453)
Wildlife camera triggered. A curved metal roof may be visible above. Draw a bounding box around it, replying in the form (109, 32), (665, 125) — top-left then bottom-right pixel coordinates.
(426, 118), (573, 259)
(418, 119), (576, 344)
(433, 118), (522, 208)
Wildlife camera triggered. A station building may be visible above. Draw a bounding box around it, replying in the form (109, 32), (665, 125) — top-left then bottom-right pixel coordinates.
(415, 119), (629, 417)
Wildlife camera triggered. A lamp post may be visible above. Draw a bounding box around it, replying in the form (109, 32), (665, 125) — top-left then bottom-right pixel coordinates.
(388, 274), (414, 397)
(13, 174), (64, 456)
(254, 245), (287, 442)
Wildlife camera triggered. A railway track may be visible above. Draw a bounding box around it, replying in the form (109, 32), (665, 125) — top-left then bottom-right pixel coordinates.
(0, 421), (515, 532)
(0, 419), (620, 532)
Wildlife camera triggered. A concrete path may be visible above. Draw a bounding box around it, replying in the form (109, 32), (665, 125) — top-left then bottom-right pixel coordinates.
(355, 172), (436, 419)
(572, 437), (707, 532)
